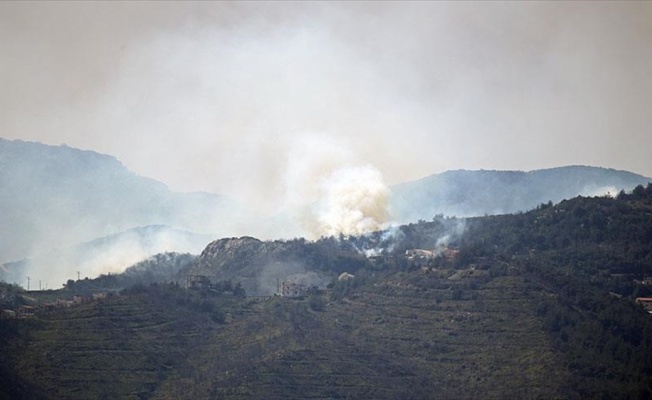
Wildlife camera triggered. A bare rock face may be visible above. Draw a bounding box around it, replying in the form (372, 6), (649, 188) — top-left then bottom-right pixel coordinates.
(196, 237), (267, 278)
(188, 237), (321, 296)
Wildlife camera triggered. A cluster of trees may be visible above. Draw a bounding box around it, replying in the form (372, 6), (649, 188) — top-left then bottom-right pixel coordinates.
(62, 252), (196, 295)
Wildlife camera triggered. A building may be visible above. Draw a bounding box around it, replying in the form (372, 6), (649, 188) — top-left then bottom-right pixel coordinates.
(406, 249), (435, 267)
(17, 305), (36, 317)
(635, 298), (652, 314)
(405, 249), (435, 259)
(56, 299), (74, 308)
(442, 248), (460, 262)
(186, 275), (211, 290)
(40, 303), (57, 313)
(92, 292), (108, 300)
(282, 282), (307, 298)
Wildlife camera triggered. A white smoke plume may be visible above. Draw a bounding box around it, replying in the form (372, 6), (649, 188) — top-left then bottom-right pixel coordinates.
(314, 165), (391, 237)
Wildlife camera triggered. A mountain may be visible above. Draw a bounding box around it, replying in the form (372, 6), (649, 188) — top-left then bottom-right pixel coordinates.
(0, 225), (212, 288)
(2, 186), (652, 398)
(0, 138), (245, 265)
(390, 166), (651, 222)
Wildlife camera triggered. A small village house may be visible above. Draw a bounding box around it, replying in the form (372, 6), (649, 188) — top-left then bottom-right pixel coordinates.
(186, 275), (211, 290)
(17, 305), (36, 317)
(282, 281), (307, 298)
(635, 297), (652, 314)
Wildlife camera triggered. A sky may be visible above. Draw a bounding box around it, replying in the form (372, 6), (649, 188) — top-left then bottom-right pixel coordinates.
(1, 1), (651, 213)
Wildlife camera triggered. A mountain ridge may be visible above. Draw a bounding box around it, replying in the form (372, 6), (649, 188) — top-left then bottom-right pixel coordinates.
(390, 165), (651, 222)
(0, 138), (241, 264)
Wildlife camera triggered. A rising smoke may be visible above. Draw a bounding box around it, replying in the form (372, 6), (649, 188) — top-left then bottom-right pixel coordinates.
(314, 165), (390, 237)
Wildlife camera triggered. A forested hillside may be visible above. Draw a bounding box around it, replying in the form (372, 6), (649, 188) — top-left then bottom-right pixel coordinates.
(1, 185), (652, 399)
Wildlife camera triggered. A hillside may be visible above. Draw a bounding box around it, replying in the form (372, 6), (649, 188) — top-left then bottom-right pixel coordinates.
(391, 166), (651, 222)
(0, 138), (241, 265)
(2, 185), (652, 398)
(0, 275), (567, 399)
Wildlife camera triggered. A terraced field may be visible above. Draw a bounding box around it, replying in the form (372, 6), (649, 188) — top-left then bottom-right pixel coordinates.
(3, 289), (235, 399)
(0, 269), (578, 399)
(154, 270), (567, 399)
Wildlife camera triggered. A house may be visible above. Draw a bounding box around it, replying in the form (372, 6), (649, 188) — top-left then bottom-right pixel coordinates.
(186, 275), (211, 290)
(406, 249), (436, 267)
(40, 303), (57, 313)
(442, 248), (460, 262)
(282, 282), (307, 298)
(57, 299), (74, 308)
(17, 305), (36, 317)
(1, 309), (16, 319)
(338, 272), (355, 281)
(405, 249), (435, 260)
(92, 292), (108, 300)
(635, 298), (652, 314)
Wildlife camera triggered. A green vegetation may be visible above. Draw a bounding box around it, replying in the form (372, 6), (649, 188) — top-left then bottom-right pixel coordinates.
(2, 185), (652, 398)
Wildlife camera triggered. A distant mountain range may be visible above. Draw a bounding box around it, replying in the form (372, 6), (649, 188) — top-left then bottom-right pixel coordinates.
(390, 166), (651, 223)
(1, 137), (650, 285)
(0, 138), (245, 264)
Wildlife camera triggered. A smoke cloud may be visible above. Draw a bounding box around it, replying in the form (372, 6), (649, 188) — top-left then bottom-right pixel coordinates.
(314, 165), (390, 237)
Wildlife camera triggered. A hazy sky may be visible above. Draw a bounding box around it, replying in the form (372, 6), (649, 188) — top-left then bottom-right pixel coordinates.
(1, 2), (651, 210)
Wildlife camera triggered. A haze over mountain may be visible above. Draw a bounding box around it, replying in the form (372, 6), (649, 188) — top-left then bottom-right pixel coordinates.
(0, 138), (246, 284)
(1, 137), (650, 288)
(391, 167), (651, 223)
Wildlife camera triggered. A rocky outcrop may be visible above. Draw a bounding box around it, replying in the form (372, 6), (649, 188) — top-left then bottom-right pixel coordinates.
(185, 237), (329, 296)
